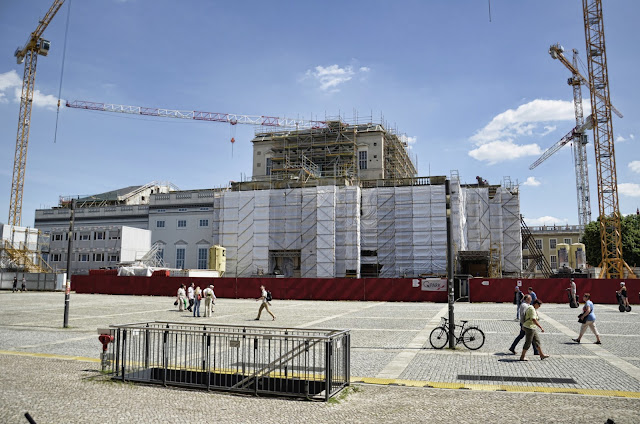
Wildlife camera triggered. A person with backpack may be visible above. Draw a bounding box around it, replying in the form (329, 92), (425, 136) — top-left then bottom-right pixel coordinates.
(203, 285), (216, 317)
(255, 285), (275, 321)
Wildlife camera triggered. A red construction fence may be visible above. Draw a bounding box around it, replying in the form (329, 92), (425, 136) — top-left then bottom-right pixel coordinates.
(72, 274), (638, 304)
(469, 277), (639, 304)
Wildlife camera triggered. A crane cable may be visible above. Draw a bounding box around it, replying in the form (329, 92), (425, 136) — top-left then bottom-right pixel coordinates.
(54, 0), (72, 144)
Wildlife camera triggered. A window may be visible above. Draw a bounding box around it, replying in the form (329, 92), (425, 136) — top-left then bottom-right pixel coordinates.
(200, 207), (209, 211)
(535, 239), (542, 250)
(550, 239), (556, 249)
(266, 158), (272, 176)
(178, 208), (187, 212)
(177, 220), (187, 228)
(78, 254), (90, 262)
(198, 248), (208, 269)
(53, 233), (63, 241)
(79, 233), (90, 241)
(359, 151), (368, 170)
(93, 253), (104, 262)
(158, 248), (164, 261)
(156, 209), (166, 213)
(176, 248), (185, 269)
(564, 238), (572, 244)
(157, 220), (165, 228)
(199, 219), (209, 227)
(108, 254), (120, 262)
(522, 259), (529, 270)
(550, 255), (558, 270)
(536, 262), (542, 271)
(95, 231), (105, 240)
(51, 253), (61, 262)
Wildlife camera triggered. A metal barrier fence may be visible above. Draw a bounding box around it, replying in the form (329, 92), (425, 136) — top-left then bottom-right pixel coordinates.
(105, 322), (350, 401)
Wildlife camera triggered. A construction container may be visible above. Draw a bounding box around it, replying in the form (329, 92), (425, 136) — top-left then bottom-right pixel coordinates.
(571, 243), (587, 270)
(557, 243), (570, 269)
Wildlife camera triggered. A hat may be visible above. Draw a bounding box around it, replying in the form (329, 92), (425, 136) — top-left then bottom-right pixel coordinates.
(620, 282), (625, 286)
(209, 285), (214, 288)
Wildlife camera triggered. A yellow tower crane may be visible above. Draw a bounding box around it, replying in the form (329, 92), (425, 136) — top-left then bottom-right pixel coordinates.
(9, 0), (66, 227)
(580, 0), (635, 278)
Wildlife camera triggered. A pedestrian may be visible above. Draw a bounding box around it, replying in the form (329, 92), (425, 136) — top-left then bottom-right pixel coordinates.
(255, 285), (275, 321)
(528, 286), (537, 303)
(187, 282), (195, 312)
(569, 278), (577, 305)
(508, 294), (539, 355)
(12, 276), (18, 292)
(177, 284), (186, 311)
(514, 285), (524, 320)
(193, 285), (202, 317)
(617, 282), (629, 310)
(21, 276), (27, 292)
(573, 293), (602, 344)
(203, 285), (216, 317)
(519, 299), (550, 361)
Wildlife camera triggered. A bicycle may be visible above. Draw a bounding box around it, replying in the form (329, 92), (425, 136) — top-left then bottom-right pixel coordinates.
(429, 317), (485, 350)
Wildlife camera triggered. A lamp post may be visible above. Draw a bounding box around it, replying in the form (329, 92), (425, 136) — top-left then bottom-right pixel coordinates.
(445, 179), (455, 348)
(63, 199), (75, 328)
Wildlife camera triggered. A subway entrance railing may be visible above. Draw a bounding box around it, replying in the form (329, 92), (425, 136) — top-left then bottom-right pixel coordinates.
(104, 322), (350, 401)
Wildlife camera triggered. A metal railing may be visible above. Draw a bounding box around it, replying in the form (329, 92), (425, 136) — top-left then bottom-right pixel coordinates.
(105, 322), (350, 401)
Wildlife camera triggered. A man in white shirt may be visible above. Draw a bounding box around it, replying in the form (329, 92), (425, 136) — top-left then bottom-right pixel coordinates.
(255, 285), (275, 321)
(203, 285), (216, 317)
(187, 283), (195, 312)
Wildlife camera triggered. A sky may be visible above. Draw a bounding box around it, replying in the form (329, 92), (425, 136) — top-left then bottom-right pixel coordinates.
(0, 0), (638, 228)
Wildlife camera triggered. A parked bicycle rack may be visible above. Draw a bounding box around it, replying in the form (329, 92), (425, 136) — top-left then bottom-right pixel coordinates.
(102, 322), (350, 401)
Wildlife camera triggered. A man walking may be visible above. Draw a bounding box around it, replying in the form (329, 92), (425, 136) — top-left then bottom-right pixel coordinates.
(187, 282), (195, 312)
(12, 276), (18, 293)
(508, 294), (538, 355)
(203, 285), (216, 317)
(255, 285), (275, 321)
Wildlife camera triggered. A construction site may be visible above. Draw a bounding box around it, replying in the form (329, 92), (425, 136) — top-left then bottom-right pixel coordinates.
(1, 0), (638, 291)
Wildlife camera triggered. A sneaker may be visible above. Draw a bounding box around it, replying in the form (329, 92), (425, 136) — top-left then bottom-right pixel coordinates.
(519, 358), (528, 361)
(254, 318), (260, 320)
(508, 348), (516, 355)
(572, 338), (580, 343)
(540, 355), (550, 360)
(594, 341), (601, 344)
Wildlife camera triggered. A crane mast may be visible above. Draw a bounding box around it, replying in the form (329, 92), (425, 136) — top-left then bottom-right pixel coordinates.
(9, 0), (66, 227)
(581, 0), (634, 278)
(569, 49), (592, 230)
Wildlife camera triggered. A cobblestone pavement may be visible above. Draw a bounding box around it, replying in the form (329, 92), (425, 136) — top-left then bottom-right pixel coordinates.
(1, 291), (639, 423)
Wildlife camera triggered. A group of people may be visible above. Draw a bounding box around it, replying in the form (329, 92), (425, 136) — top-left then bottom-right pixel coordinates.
(175, 283), (275, 321)
(176, 283), (217, 317)
(11, 276), (26, 292)
(510, 282), (605, 360)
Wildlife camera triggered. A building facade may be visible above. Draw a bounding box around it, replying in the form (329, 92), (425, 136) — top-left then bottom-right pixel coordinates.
(522, 224), (583, 277)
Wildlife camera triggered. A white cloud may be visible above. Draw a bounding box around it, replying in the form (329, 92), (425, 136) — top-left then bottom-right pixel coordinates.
(468, 99), (578, 164)
(400, 134), (417, 149)
(616, 134), (635, 143)
(629, 161), (640, 173)
(523, 176), (541, 187)
(525, 216), (569, 226)
(618, 183), (640, 197)
(468, 140), (542, 165)
(0, 69), (59, 108)
(0, 70), (22, 103)
(304, 64), (370, 92)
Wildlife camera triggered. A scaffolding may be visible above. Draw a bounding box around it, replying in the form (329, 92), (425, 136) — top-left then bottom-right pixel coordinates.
(252, 115), (417, 183)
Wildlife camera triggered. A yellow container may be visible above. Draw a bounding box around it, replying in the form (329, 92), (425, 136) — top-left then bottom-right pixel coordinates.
(570, 243), (586, 270)
(557, 243), (570, 269)
(208, 245), (226, 274)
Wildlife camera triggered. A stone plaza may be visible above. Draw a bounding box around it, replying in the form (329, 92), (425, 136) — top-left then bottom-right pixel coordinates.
(1, 291), (638, 423)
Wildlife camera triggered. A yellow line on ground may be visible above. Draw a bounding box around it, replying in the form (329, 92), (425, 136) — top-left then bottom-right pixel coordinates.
(352, 376), (640, 398)
(0, 349), (99, 363)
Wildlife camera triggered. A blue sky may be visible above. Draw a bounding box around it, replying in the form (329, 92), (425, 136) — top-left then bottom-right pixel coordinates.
(1, 0), (638, 228)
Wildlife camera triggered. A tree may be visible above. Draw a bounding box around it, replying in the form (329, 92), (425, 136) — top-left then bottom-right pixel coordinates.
(582, 213), (640, 267)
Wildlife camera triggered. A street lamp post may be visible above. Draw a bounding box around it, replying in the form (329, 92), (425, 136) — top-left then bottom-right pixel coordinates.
(63, 199), (75, 328)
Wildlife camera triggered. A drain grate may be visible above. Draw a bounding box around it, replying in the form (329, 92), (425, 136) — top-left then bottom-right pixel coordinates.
(457, 374), (576, 384)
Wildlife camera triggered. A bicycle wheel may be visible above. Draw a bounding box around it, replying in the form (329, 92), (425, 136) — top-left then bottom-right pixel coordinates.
(461, 327), (485, 350)
(429, 326), (449, 349)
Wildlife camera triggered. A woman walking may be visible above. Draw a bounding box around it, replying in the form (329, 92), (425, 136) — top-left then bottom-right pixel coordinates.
(573, 293), (602, 344)
(520, 299), (550, 361)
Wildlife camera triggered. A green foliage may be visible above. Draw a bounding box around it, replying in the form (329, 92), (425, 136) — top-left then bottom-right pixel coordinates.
(581, 214), (640, 267)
